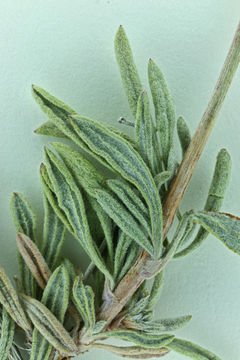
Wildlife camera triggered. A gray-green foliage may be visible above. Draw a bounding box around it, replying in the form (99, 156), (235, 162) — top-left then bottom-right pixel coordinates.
(1, 24), (239, 360)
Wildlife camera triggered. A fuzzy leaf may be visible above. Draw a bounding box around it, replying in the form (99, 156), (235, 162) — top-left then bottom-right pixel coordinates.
(0, 307), (15, 360)
(167, 338), (222, 360)
(93, 343), (170, 359)
(42, 195), (66, 271)
(135, 91), (154, 171)
(30, 265), (70, 360)
(70, 114), (163, 258)
(94, 329), (174, 349)
(95, 188), (153, 255)
(35, 120), (67, 138)
(114, 26), (142, 118)
(177, 116), (191, 156)
(146, 271), (164, 311)
(116, 241), (141, 283)
(138, 315), (192, 333)
(148, 59), (175, 166)
(0, 267), (31, 331)
(16, 233), (51, 289)
(11, 192), (37, 297)
(107, 179), (151, 236)
(154, 172), (172, 191)
(114, 231), (132, 280)
(92, 320), (107, 334)
(44, 148), (113, 285)
(72, 275), (95, 329)
(24, 293), (77, 355)
(175, 150), (231, 257)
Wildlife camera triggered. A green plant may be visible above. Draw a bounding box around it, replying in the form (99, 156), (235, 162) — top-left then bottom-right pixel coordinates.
(0, 23), (240, 360)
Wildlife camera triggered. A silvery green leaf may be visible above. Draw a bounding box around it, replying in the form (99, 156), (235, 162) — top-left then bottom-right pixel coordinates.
(92, 320), (107, 334)
(92, 343), (170, 359)
(42, 195), (65, 271)
(116, 241), (141, 284)
(0, 267), (31, 331)
(148, 59), (175, 166)
(24, 298), (77, 356)
(72, 275), (95, 329)
(114, 26), (142, 118)
(61, 259), (76, 290)
(44, 148), (113, 285)
(32, 85), (113, 172)
(135, 91), (154, 171)
(16, 233), (51, 289)
(154, 172), (172, 191)
(30, 265), (70, 360)
(107, 179), (151, 236)
(94, 329), (174, 349)
(177, 116), (191, 156)
(95, 188), (153, 255)
(128, 290), (150, 318)
(146, 271), (164, 311)
(40, 164), (73, 235)
(35, 121), (67, 138)
(167, 338), (222, 360)
(138, 315), (192, 333)
(175, 149), (232, 257)
(11, 192), (37, 297)
(69, 114), (163, 257)
(114, 231), (132, 280)
(0, 307), (15, 360)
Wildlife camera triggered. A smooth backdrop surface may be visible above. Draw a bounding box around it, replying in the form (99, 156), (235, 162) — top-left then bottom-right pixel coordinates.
(0, 1), (240, 359)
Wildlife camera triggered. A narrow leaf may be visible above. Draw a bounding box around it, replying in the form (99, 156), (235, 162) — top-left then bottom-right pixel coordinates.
(177, 116), (191, 156)
(107, 179), (151, 236)
(116, 241), (141, 283)
(94, 329), (174, 349)
(72, 275), (95, 329)
(70, 114), (163, 257)
(30, 265), (70, 360)
(44, 148), (113, 285)
(135, 91), (154, 171)
(11, 192), (37, 297)
(95, 188), (153, 255)
(147, 271), (164, 310)
(23, 294), (77, 355)
(114, 231), (132, 280)
(138, 315), (192, 333)
(16, 233), (51, 289)
(167, 338), (222, 360)
(35, 121), (67, 138)
(42, 195), (65, 270)
(0, 267), (31, 331)
(0, 307), (15, 360)
(154, 172), (172, 191)
(148, 59), (175, 166)
(114, 25), (142, 117)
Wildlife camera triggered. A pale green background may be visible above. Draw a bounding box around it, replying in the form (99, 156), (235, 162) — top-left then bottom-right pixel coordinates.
(0, 1), (240, 359)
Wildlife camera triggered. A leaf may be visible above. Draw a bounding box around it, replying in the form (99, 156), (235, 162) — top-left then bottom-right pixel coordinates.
(11, 192), (37, 297)
(154, 172), (172, 191)
(72, 275), (95, 329)
(44, 148), (113, 285)
(148, 59), (175, 166)
(146, 271), (164, 311)
(0, 266), (31, 331)
(42, 195), (66, 271)
(40, 164), (73, 235)
(0, 307), (15, 360)
(30, 265), (70, 360)
(167, 338), (222, 360)
(93, 343), (170, 359)
(23, 293), (77, 355)
(70, 113), (163, 258)
(177, 116), (191, 156)
(32, 85), (114, 172)
(135, 91), (154, 171)
(114, 231), (132, 280)
(116, 241), (141, 284)
(175, 149), (231, 257)
(138, 315), (192, 333)
(16, 233), (51, 289)
(92, 320), (107, 334)
(35, 120), (68, 138)
(107, 179), (151, 236)
(95, 188), (153, 255)
(114, 25), (142, 117)
(94, 329), (174, 349)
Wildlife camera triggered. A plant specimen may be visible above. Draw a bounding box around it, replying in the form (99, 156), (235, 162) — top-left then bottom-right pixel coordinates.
(0, 22), (240, 360)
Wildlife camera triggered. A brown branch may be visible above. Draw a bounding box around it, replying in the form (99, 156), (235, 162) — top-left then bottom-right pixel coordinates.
(96, 21), (240, 327)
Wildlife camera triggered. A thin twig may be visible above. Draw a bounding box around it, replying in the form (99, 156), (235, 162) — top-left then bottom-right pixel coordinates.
(96, 21), (240, 327)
